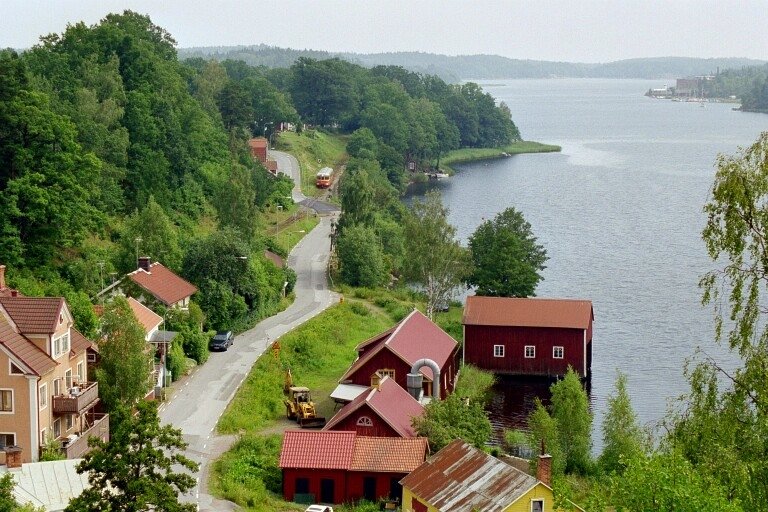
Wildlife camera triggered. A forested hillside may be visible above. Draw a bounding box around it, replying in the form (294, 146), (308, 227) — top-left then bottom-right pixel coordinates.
(0, 10), (520, 334)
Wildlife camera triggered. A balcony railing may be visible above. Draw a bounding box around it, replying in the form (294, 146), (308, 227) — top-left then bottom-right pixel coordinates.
(52, 381), (99, 415)
(61, 412), (109, 459)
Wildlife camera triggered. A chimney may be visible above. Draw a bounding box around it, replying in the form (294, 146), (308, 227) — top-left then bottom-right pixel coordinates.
(4, 446), (22, 469)
(536, 439), (552, 486)
(0, 265), (5, 289)
(370, 372), (381, 390)
(10, 290), (17, 297)
(138, 256), (151, 272)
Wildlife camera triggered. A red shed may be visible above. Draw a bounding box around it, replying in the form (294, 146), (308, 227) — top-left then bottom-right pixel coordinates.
(280, 430), (428, 504)
(337, 310), (459, 399)
(462, 296), (593, 378)
(248, 137), (268, 163)
(325, 375), (424, 437)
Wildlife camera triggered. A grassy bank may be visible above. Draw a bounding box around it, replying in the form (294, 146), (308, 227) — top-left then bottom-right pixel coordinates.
(440, 140), (561, 173)
(275, 130), (348, 197)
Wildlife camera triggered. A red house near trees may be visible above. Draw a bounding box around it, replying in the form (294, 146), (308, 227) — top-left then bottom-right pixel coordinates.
(325, 375), (424, 438)
(462, 296), (593, 378)
(279, 430), (428, 505)
(336, 310), (459, 400)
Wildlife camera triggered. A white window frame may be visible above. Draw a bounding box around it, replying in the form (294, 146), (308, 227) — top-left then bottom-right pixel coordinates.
(553, 346), (564, 359)
(77, 362), (84, 383)
(378, 369), (395, 380)
(0, 389), (13, 413)
(53, 418), (61, 438)
(531, 498), (544, 512)
(39, 383), (48, 410)
(65, 369), (73, 389)
(40, 428), (47, 445)
(8, 360), (23, 375)
(356, 416), (374, 427)
(53, 378), (61, 396)
(524, 345), (536, 359)
(65, 414), (74, 431)
(53, 331), (71, 358)
(0, 433), (16, 448)
(493, 345), (505, 357)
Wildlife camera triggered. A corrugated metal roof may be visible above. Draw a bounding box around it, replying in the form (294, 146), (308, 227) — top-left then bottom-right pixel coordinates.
(280, 430), (356, 470)
(128, 262), (198, 306)
(325, 377), (424, 437)
(0, 458), (90, 510)
(329, 383), (369, 402)
(0, 296), (65, 334)
(350, 436), (428, 473)
(400, 439), (538, 512)
(462, 296), (593, 329)
(341, 310), (457, 382)
(127, 297), (163, 334)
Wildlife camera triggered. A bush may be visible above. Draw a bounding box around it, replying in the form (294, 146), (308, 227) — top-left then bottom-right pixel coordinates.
(181, 327), (210, 365)
(166, 339), (186, 382)
(349, 302), (370, 316)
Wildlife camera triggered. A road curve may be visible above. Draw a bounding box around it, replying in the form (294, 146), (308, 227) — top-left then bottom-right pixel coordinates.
(159, 149), (338, 511)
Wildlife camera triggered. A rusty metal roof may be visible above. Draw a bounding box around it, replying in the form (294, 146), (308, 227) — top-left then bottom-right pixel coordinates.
(463, 296), (593, 329)
(128, 263), (197, 306)
(400, 439), (538, 512)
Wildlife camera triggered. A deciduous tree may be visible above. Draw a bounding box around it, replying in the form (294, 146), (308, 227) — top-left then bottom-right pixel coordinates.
(599, 372), (647, 474)
(550, 367), (593, 474)
(413, 393), (491, 452)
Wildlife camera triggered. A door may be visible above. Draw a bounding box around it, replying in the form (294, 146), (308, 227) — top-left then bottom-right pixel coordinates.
(363, 476), (376, 501)
(320, 478), (335, 504)
(389, 478), (402, 500)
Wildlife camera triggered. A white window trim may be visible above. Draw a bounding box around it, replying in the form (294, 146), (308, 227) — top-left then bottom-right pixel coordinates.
(53, 418), (61, 438)
(0, 389), (14, 414)
(65, 414), (74, 431)
(524, 345), (536, 359)
(77, 361), (84, 383)
(531, 498), (545, 512)
(8, 360), (24, 376)
(52, 331), (71, 358)
(65, 369), (73, 389)
(39, 383), (48, 410)
(553, 346), (564, 359)
(378, 369), (395, 379)
(356, 416), (373, 427)
(0, 433), (16, 448)
(40, 427), (47, 445)
(493, 345), (505, 357)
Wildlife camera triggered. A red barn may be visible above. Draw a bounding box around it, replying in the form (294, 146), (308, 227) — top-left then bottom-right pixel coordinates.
(337, 310), (459, 400)
(325, 375), (424, 437)
(462, 296), (593, 378)
(279, 430), (428, 505)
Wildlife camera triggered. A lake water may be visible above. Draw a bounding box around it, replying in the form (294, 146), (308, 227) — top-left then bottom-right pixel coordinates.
(406, 79), (768, 448)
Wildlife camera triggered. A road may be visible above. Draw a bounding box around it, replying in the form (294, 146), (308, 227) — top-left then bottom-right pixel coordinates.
(159, 149), (339, 511)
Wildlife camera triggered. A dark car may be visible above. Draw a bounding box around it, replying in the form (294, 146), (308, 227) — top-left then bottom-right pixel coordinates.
(209, 331), (234, 351)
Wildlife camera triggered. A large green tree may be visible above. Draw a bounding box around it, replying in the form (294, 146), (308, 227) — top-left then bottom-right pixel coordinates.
(65, 401), (197, 512)
(413, 393), (491, 452)
(467, 207), (547, 297)
(336, 224), (387, 288)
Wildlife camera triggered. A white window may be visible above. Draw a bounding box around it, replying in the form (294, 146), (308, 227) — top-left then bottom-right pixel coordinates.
(53, 332), (71, 358)
(0, 433), (16, 448)
(39, 383), (48, 410)
(65, 369), (73, 389)
(53, 419), (61, 438)
(65, 414), (74, 431)
(40, 428), (47, 445)
(53, 378), (61, 396)
(531, 499), (544, 512)
(9, 361), (23, 375)
(356, 416), (373, 427)
(493, 345), (505, 357)
(378, 369), (395, 379)
(524, 345), (536, 359)
(87, 352), (97, 363)
(553, 346), (564, 359)
(0, 390), (12, 413)
(77, 362), (84, 383)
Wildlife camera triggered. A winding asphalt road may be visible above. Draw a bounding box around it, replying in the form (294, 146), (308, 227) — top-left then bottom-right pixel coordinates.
(159, 150), (339, 511)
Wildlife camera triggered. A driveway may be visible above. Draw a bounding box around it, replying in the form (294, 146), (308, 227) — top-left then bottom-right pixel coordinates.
(159, 149), (339, 511)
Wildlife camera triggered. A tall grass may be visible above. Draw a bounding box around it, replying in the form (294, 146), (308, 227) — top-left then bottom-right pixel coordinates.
(441, 141), (561, 173)
(275, 130), (347, 197)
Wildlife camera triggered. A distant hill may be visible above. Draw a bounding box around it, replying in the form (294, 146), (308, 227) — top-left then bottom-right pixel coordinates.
(178, 45), (765, 81)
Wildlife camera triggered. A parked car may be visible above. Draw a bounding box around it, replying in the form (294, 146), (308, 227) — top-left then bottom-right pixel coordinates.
(305, 506), (333, 512)
(209, 330), (234, 351)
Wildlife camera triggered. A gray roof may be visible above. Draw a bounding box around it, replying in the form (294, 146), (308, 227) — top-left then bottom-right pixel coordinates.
(0, 459), (89, 511)
(149, 330), (178, 343)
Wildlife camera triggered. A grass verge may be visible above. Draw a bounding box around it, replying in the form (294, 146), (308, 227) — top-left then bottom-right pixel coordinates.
(441, 140), (561, 173)
(275, 130), (348, 197)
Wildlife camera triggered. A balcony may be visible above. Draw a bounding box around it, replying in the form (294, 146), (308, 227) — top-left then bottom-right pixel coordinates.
(52, 381), (99, 415)
(60, 412), (109, 459)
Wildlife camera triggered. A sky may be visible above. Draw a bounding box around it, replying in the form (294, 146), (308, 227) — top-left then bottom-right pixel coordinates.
(3, 0), (767, 63)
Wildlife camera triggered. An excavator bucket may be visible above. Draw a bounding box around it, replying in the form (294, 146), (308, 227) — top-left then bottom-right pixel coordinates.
(299, 416), (326, 428)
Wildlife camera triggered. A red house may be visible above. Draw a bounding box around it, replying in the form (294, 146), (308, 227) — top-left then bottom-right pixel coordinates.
(337, 310), (459, 400)
(279, 430), (428, 505)
(462, 296), (593, 378)
(325, 375), (424, 438)
(248, 137), (268, 163)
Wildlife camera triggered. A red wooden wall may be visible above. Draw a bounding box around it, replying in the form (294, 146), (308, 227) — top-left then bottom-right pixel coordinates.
(283, 468), (406, 504)
(464, 325), (591, 377)
(325, 403), (401, 437)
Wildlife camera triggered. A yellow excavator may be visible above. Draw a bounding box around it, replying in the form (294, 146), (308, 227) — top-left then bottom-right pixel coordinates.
(283, 369), (326, 428)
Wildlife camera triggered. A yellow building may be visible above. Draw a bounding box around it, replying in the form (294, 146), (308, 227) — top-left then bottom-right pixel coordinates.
(400, 440), (583, 512)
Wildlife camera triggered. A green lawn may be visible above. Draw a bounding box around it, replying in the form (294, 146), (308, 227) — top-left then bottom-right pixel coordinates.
(275, 130), (348, 197)
(441, 140), (561, 173)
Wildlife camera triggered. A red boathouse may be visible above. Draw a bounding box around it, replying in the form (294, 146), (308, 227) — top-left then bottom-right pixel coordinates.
(462, 296), (593, 378)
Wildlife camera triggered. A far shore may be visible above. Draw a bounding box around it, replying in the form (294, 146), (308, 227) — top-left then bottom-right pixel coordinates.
(440, 140), (561, 173)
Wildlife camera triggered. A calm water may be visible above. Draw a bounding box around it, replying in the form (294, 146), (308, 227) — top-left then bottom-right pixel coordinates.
(406, 79), (768, 448)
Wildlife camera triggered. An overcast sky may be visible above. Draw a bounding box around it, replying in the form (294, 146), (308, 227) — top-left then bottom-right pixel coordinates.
(3, 0), (767, 62)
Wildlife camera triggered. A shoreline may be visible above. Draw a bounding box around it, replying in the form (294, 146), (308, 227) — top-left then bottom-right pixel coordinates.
(439, 140), (561, 173)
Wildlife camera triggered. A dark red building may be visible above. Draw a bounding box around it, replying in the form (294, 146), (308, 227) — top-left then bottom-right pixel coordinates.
(325, 375), (424, 437)
(337, 310), (459, 399)
(462, 296), (593, 378)
(279, 430), (428, 505)
(248, 137), (268, 163)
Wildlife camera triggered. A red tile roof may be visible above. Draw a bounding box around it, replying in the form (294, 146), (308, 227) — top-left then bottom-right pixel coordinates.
(69, 328), (93, 358)
(0, 297), (65, 334)
(128, 263), (197, 306)
(350, 436), (428, 473)
(0, 307), (57, 376)
(127, 297), (163, 334)
(280, 430), (427, 474)
(400, 439), (539, 512)
(325, 376), (424, 437)
(463, 296), (593, 330)
(341, 310), (457, 382)
(280, 430), (356, 470)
